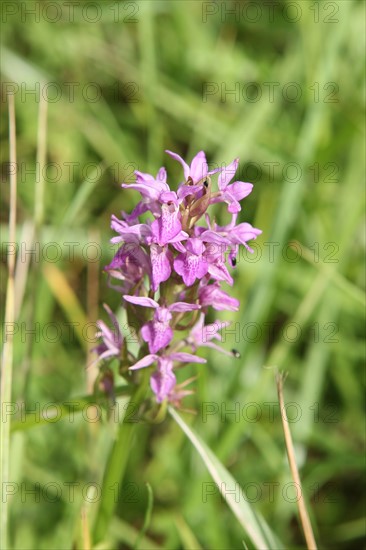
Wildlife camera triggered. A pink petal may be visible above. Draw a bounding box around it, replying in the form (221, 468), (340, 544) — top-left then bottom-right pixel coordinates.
(165, 150), (190, 181)
(156, 167), (167, 183)
(159, 191), (179, 205)
(207, 262), (234, 285)
(134, 170), (155, 182)
(122, 183), (160, 201)
(170, 352), (206, 363)
(150, 245), (173, 292)
(200, 230), (231, 245)
(171, 241), (186, 253)
(151, 203), (183, 246)
(186, 238), (205, 255)
(190, 151), (208, 183)
(229, 181), (253, 200)
(123, 295), (159, 309)
(169, 302), (201, 312)
(177, 184), (201, 200)
(174, 249), (209, 287)
(230, 223), (262, 245)
(129, 354), (157, 370)
(167, 230), (189, 244)
(150, 360), (176, 402)
(224, 192), (241, 213)
(218, 158), (239, 190)
(198, 284), (239, 311)
(142, 322), (173, 354)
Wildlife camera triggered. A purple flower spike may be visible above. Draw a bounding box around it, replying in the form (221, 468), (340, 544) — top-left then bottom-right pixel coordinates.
(95, 149), (261, 406)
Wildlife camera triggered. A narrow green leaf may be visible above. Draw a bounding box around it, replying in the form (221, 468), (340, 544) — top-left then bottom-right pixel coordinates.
(174, 514), (203, 550)
(169, 407), (283, 550)
(133, 483), (154, 550)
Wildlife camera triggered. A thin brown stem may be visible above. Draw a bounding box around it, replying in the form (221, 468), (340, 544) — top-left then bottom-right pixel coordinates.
(1, 92), (17, 550)
(276, 372), (318, 550)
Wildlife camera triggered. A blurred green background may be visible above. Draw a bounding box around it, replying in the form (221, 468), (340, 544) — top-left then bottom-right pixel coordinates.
(1, 1), (365, 549)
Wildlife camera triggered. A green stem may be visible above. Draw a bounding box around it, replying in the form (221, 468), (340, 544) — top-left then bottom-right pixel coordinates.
(92, 372), (149, 545)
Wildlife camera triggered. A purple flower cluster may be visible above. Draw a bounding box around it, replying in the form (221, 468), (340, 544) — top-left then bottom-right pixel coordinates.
(95, 150), (261, 405)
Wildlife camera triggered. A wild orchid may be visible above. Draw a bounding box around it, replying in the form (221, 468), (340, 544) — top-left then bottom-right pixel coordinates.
(95, 150), (261, 406)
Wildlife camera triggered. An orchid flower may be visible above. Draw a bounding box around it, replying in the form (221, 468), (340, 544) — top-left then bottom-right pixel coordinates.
(95, 150), (261, 405)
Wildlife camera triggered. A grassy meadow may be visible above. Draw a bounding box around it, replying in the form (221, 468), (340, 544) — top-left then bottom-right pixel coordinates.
(1, 1), (365, 549)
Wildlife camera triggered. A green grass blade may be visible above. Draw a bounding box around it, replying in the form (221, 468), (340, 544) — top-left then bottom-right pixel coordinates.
(133, 483), (154, 550)
(169, 407), (283, 550)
